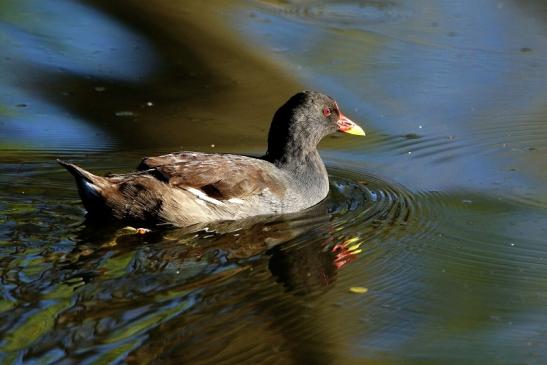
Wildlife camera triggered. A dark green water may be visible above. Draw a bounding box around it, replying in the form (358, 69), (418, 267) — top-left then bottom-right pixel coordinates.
(1, 0), (547, 364)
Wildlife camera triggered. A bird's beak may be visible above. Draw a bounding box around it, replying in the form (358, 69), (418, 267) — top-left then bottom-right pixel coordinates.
(337, 113), (365, 136)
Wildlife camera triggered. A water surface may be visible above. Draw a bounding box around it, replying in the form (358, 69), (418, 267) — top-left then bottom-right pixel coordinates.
(1, 0), (547, 364)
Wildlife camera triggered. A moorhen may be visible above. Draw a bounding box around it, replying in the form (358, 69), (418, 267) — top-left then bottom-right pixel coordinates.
(58, 91), (365, 227)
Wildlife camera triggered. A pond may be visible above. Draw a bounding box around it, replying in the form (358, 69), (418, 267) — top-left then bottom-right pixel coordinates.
(1, 0), (547, 363)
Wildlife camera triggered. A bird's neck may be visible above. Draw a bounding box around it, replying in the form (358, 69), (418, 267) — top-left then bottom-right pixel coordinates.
(264, 148), (330, 200)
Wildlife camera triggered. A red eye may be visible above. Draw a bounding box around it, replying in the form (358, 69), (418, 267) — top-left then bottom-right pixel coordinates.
(322, 107), (331, 117)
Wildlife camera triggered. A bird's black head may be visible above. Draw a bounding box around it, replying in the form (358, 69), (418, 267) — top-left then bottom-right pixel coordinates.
(265, 91), (364, 164)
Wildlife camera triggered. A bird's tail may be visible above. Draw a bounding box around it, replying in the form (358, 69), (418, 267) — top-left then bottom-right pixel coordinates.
(57, 159), (111, 214)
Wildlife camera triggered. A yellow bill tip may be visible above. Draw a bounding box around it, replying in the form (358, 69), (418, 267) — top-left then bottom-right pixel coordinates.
(337, 114), (366, 136)
(344, 123), (366, 136)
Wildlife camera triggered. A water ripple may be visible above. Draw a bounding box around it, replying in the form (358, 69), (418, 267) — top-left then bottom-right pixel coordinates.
(2, 157), (547, 363)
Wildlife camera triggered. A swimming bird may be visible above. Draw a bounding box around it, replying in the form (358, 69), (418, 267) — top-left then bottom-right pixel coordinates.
(58, 91), (365, 227)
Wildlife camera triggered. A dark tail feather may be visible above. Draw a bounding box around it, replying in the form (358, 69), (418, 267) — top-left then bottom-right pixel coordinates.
(57, 159), (110, 213)
(57, 159), (103, 185)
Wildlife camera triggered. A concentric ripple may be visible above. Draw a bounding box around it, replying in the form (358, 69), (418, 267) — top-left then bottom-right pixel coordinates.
(327, 166), (473, 253)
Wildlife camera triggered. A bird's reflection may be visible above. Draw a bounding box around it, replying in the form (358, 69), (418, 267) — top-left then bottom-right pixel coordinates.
(21, 187), (374, 364)
(268, 234), (363, 295)
(63, 196), (364, 294)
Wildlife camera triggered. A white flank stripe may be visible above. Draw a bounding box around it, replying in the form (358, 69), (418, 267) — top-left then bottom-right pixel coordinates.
(185, 187), (225, 206)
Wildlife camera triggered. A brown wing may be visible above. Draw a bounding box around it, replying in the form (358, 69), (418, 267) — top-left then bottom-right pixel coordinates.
(137, 152), (286, 200)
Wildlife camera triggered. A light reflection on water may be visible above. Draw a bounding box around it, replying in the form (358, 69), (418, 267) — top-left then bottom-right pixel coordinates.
(0, 0), (157, 151)
(1, 0), (547, 364)
(2, 0), (156, 79)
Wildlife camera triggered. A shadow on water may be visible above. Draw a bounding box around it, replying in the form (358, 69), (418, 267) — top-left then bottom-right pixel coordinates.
(0, 0), (299, 153)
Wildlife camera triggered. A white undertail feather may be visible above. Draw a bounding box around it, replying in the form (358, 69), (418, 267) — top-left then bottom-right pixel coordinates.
(57, 159), (106, 207)
(82, 180), (101, 200)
